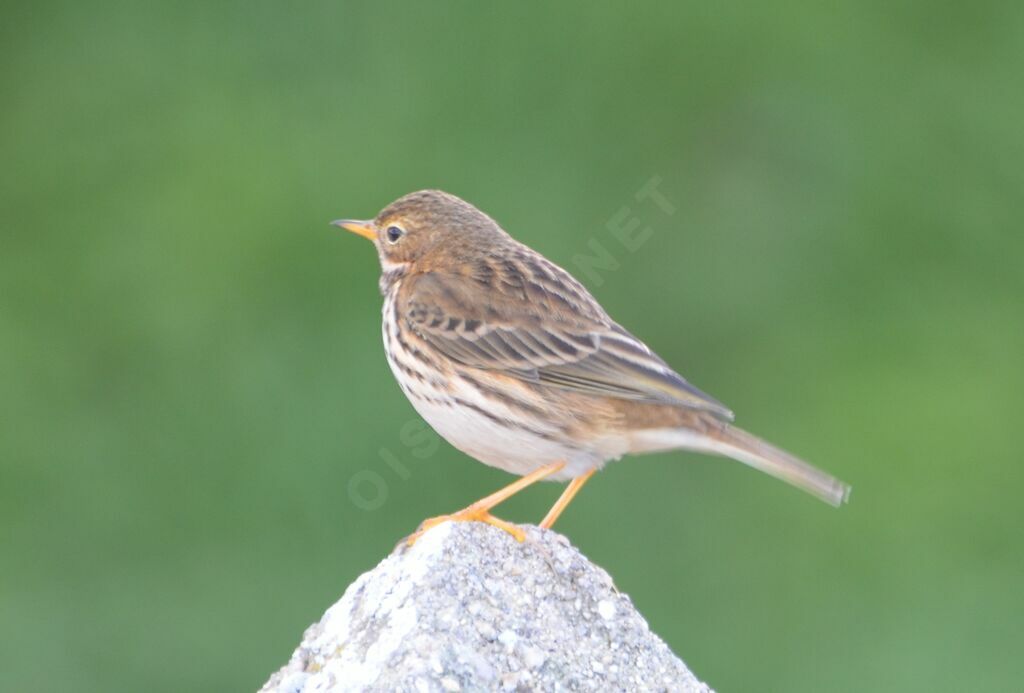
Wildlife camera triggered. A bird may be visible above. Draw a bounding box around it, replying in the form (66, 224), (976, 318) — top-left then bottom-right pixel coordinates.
(333, 190), (850, 543)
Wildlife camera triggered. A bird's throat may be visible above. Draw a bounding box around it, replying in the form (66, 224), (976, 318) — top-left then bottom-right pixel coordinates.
(378, 261), (410, 295)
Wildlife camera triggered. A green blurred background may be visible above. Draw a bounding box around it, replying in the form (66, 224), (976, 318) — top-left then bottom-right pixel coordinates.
(3, 2), (1022, 691)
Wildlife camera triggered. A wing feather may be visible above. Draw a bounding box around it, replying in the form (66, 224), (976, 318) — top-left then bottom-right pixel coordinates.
(400, 269), (733, 420)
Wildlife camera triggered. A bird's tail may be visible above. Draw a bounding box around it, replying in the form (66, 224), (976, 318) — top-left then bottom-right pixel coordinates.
(629, 423), (851, 507)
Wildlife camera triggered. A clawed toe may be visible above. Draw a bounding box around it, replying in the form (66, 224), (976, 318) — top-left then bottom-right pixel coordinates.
(406, 508), (525, 546)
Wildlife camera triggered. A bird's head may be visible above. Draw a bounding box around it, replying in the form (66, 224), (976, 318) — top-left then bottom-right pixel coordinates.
(333, 190), (508, 271)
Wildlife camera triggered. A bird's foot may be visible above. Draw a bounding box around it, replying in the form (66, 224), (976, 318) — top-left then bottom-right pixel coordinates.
(405, 462), (567, 546)
(406, 506), (526, 546)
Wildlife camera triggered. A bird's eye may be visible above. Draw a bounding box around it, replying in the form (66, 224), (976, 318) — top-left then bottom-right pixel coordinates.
(385, 225), (405, 244)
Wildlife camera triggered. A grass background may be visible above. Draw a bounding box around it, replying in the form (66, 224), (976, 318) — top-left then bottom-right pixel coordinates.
(2, 2), (1022, 690)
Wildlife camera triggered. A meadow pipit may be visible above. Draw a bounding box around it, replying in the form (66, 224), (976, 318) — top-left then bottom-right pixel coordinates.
(333, 190), (849, 543)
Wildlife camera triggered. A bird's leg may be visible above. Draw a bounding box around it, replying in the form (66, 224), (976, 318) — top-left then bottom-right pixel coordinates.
(407, 461), (566, 545)
(539, 469), (595, 530)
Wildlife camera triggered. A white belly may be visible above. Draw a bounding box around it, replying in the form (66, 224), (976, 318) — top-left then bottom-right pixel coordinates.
(381, 293), (610, 481)
(403, 372), (607, 481)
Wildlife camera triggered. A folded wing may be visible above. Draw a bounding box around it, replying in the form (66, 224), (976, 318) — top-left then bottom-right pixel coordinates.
(400, 270), (734, 420)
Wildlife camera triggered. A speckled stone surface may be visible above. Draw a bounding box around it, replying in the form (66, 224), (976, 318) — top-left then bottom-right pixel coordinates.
(260, 522), (712, 692)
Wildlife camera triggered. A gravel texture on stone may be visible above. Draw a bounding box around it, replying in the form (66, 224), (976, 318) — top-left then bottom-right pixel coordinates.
(261, 522), (712, 692)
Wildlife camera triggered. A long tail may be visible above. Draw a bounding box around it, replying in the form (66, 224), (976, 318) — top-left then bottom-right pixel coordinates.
(630, 424), (851, 506)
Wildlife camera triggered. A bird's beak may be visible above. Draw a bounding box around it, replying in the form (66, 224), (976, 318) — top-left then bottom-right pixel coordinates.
(331, 219), (376, 241)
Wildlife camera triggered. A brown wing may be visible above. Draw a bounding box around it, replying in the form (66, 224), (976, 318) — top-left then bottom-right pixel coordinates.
(399, 265), (734, 420)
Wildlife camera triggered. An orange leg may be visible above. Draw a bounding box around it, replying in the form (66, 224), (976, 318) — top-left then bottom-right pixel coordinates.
(539, 469), (595, 529)
(407, 461), (566, 545)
